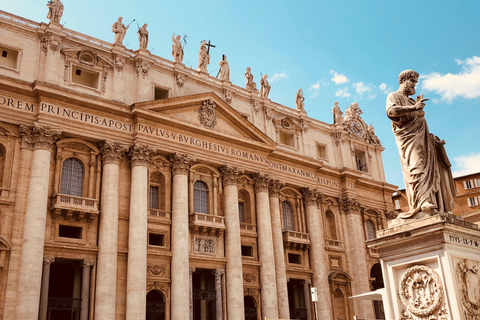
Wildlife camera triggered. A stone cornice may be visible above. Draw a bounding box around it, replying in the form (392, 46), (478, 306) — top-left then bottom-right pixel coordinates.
(100, 140), (128, 165)
(129, 143), (155, 167)
(220, 166), (244, 187)
(169, 153), (195, 176)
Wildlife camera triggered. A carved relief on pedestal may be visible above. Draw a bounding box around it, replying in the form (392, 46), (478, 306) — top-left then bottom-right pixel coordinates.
(197, 99), (218, 129)
(398, 265), (448, 320)
(147, 264), (168, 278)
(456, 259), (480, 320)
(194, 237), (215, 254)
(243, 273), (257, 284)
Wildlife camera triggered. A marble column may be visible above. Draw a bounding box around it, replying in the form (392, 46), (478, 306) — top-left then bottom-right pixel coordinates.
(214, 269), (224, 320)
(39, 256), (55, 320)
(252, 173), (278, 319)
(170, 153), (195, 320)
(340, 196), (374, 319)
(303, 280), (312, 320)
(16, 123), (61, 320)
(81, 260), (94, 320)
(94, 141), (128, 320)
(219, 166), (245, 320)
(269, 179), (289, 319)
(189, 267), (196, 320)
(302, 188), (332, 320)
(126, 144), (154, 320)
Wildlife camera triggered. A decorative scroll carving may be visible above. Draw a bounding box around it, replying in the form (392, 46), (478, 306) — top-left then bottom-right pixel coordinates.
(82, 260), (95, 268)
(136, 59), (149, 78)
(332, 131), (346, 146)
(146, 281), (169, 298)
(169, 153), (195, 176)
(399, 265), (445, 319)
(252, 173), (271, 193)
(43, 256), (55, 265)
(197, 99), (218, 129)
(265, 108), (272, 121)
(224, 91), (232, 104)
(100, 140), (128, 165)
(252, 100), (260, 114)
(456, 259), (480, 319)
(41, 35), (61, 54)
(243, 273), (257, 283)
(114, 55), (125, 73)
(269, 178), (284, 197)
(302, 188), (320, 206)
(19, 123), (62, 151)
(176, 74), (185, 87)
(147, 265), (167, 277)
(220, 166), (243, 187)
(195, 238), (214, 253)
(129, 144), (155, 167)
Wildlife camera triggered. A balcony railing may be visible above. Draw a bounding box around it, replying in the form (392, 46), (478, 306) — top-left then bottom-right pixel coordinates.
(50, 194), (99, 222)
(283, 231), (310, 251)
(148, 209), (171, 219)
(325, 238), (343, 251)
(240, 223), (257, 233)
(189, 213), (225, 236)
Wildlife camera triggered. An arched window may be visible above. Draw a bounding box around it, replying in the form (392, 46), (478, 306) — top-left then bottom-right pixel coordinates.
(194, 180), (209, 214)
(282, 201), (294, 231)
(366, 220), (376, 240)
(146, 290), (165, 320)
(244, 295), (257, 320)
(60, 158), (84, 197)
(149, 171), (165, 211)
(325, 210), (337, 239)
(238, 189), (252, 224)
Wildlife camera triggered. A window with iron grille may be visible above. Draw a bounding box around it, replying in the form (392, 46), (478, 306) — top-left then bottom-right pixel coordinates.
(150, 186), (159, 209)
(282, 201), (294, 231)
(194, 180), (209, 214)
(366, 220), (376, 240)
(60, 158), (84, 197)
(238, 201), (245, 223)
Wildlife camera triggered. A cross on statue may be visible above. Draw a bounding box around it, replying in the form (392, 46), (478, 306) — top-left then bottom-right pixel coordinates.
(205, 40), (215, 54)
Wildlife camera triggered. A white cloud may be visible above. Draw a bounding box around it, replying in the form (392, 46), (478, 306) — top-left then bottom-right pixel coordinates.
(269, 72), (288, 83)
(452, 153), (480, 177)
(335, 87), (351, 98)
(330, 70), (348, 84)
(353, 82), (371, 94)
(379, 83), (389, 94)
(422, 56), (480, 102)
(308, 81), (321, 98)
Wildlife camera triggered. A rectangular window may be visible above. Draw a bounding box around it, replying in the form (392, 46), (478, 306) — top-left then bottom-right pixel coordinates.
(148, 233), (165, 247)
(316, 143), (327, 160)
(355, 150), (368, 172)
(241, 245), (253, 257)
(71, 66), (99, 89)
(238, 201), (245, 223)
(288, 253), (301, 264)
(58, 225), (83, 239)
(0, 46), (19, 69)
(464, 180), (474, 190)
(149, 186), (159, 209)
(394, 199), (401, 210)
(279, 131), (295, 147)
(475, 179), (480, 188)
(467, 197), (479, 207)
(154, 87), (169, 100)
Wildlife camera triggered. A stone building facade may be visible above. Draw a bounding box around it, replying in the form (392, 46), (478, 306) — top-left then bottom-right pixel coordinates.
(0, 9), (396, 320)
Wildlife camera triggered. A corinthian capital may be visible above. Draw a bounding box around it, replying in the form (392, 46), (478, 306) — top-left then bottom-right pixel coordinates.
(220, 166), (244, 186)
(269, 178), (284, 197)
(302, 188), (321, 207)
(100, 140), (129, 165)
(339, 196), (362, 214)
(252, 173), (271, 193)
(19, 123), (62, 151)
(129, 143), (155, 167)
(169, 153), (195, 175)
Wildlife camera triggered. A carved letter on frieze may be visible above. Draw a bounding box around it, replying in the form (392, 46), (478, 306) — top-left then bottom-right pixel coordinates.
(100, 140), (129, 165)
(399, 265), (446, 319)
(197, 99), (218, 129)
(456, 259), (480, 319)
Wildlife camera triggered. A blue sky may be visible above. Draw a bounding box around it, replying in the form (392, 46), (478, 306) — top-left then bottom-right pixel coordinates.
(3, 0), (480, 188)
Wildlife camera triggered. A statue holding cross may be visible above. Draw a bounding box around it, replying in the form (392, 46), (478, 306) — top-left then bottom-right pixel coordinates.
(197, 40), (215, 73)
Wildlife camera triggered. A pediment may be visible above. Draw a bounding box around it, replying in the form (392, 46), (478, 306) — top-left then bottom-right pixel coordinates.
(132, 92), (276, 147)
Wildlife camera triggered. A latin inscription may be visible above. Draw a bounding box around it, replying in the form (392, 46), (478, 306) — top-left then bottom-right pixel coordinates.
(0, 95), (34, 112)
(447, 234), (480, 248)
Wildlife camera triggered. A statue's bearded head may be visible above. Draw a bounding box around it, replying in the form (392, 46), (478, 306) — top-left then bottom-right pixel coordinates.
(398, 69), (419, 96)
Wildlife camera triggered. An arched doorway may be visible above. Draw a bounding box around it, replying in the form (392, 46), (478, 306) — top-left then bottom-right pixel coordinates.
(328, 270), (352, 320)
(244, 295), (257, 320)
(333, 288), (348, 320)
(146, 290), (165, 320)
(370, 263), (385, 320)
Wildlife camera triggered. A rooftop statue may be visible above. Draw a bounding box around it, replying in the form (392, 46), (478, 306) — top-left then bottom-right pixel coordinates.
(260, 74), (271, 99)
(112, 17), (129, 46)
(137, 24), (148, 49)
(47, 0), (64, 24)
(172, 34), (184, 63)
(332, 102), (343, 125)
(197, 41), (210, 73)
(295, 89), (305, 111)
(245, 67), (258, 92)
(217, 55), (230, 81)
(386, 69), (455, 219)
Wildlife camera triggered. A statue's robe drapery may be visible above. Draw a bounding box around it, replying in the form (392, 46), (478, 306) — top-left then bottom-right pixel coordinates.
(387, 92), (455, 218)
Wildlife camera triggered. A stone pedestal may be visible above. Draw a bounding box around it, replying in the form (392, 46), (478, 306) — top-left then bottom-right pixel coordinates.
(368, 213), (480, 320)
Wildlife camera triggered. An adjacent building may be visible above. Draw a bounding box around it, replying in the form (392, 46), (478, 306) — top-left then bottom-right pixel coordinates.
(0, 9), (397, 320)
